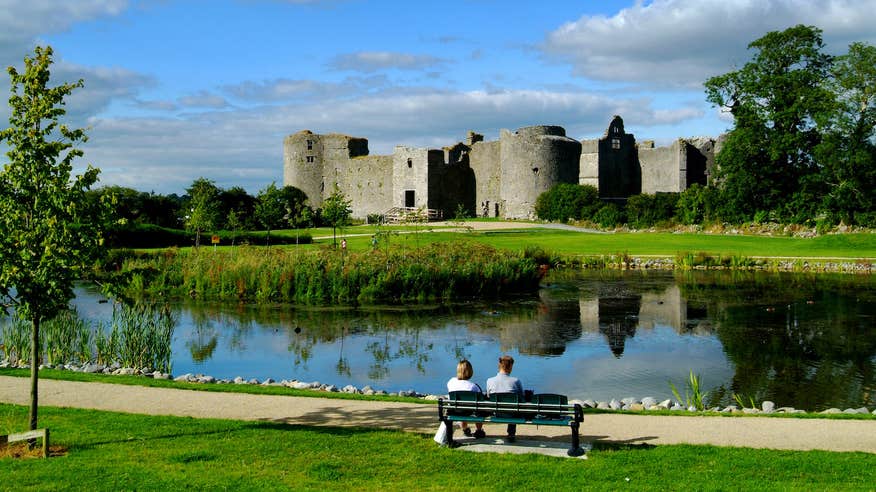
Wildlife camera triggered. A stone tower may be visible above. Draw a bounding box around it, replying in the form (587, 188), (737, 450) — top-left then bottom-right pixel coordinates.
(499, 126), (581, 219)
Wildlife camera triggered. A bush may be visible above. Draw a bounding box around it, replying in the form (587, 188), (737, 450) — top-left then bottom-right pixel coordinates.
(593, 203), (624, 228)
(535, 184), (600, 222)
(676, 184), (719, 225)
(625, 193), (678, 228)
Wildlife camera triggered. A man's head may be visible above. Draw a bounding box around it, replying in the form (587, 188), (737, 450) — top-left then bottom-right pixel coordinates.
(498, 355), (514, 374)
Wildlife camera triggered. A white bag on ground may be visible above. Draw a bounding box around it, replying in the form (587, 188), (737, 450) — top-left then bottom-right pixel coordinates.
(433, 422), (448, 444)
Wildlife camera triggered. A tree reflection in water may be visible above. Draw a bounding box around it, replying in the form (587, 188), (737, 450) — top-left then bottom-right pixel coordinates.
(65, 271), (873, 409)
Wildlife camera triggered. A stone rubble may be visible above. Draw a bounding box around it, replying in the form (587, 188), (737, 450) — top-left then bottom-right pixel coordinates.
(2, 357), (873, 417)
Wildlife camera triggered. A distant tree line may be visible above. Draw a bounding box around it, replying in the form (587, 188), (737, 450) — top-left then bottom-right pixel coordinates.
(538, 25), (875, 229)
(88, 179), (322, 247)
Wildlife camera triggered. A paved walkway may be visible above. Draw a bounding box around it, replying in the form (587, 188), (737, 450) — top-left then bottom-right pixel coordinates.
(1, 376), (873, 454)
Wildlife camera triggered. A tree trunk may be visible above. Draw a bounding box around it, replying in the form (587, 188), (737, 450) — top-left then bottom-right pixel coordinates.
(29, 317), (40, 431)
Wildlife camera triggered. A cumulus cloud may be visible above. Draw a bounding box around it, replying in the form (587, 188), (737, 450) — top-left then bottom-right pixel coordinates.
(178, 91), (230, 109)
(542, 0), (876, 87)
(328, 51), (447, 73)
(222, 75), (389, 102)
(0, 0), (128, 63)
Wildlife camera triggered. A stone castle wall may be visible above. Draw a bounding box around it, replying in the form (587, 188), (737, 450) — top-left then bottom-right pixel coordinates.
(469, 140), (501, 217)
(283, 116), (719, 219)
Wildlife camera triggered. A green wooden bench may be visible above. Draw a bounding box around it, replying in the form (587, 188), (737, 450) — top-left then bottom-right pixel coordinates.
(438, 391), (585, 456)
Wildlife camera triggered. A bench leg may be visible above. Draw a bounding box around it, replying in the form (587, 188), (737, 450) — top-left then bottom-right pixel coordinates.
(567, 421), (585, 457)
(442, 419), (458, 448)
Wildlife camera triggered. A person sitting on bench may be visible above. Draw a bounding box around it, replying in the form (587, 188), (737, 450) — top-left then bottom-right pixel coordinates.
(486, 355), (524, 442)
(446, 359), (486, 438)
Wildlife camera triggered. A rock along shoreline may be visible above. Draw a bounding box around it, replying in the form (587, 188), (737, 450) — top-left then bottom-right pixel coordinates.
(4, 358), (874, 417)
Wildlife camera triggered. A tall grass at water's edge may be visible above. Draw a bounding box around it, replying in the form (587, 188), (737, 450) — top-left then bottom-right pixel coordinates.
(118, 241), (543, 304)
(0, 304), (175, 373)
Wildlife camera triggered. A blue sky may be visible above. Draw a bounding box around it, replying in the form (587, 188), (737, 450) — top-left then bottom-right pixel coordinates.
(1, 0), (874, 195)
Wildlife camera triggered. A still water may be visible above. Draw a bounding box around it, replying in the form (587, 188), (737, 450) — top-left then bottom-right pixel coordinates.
(72, 270), (875, 411)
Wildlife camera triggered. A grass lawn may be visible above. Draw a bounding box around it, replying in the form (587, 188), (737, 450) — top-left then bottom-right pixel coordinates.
(2, 403), (874, 491)
(278, 225), (876, 259)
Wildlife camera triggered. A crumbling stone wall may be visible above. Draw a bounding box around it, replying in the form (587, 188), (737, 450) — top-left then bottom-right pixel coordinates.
(579, 139), (599, 189)
(597, 116), (640, 200)
(469, 140), (501, 217)
(283, 117), (719, 219)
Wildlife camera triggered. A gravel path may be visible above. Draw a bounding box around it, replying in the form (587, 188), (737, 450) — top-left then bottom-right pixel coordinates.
(2, 376), (873, 454)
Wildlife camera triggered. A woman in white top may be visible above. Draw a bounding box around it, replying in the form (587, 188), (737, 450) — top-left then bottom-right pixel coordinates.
(446, 359), (485, 438)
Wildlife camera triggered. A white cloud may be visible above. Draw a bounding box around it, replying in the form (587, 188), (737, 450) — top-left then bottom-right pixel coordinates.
(222, 75), (389, 102)
(178, 91), (230, 109)
(0, 0), (128, 63)
(542, 0), (876, 87)
(328, 51), (447, 73)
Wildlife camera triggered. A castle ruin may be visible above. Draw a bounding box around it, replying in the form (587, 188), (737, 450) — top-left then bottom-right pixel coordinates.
(283, 116), (720, 219)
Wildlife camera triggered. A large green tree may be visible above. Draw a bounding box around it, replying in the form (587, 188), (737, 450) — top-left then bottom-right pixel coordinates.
(0, 46), (110, 431)
(816, 42), (876, 225)
(705, 25), (835, 222)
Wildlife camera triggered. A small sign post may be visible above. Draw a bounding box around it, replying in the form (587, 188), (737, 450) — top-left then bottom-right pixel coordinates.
(211, 235), (220, 251)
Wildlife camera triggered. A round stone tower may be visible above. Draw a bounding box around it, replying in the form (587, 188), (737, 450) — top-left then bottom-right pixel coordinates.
(283, 130), (325, 207)
(499, 126), (582, 219)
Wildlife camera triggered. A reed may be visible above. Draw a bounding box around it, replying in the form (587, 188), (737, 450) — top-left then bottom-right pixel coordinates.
(41, 310), (92, 365)
(0, 318), (29, 364)
(669, 370), (710, 411)
(0, 304), (174, 373)
(116, 241), (542, 304)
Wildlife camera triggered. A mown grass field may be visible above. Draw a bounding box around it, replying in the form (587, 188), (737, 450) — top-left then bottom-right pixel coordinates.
(2, 403), (874, 491)
(271, 224), (876, 259)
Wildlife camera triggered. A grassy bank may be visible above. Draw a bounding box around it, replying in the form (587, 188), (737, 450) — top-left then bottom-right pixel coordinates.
(117, 240), (542, 303)
(273, 224), (876, 259)
(1, 403), (874, 490)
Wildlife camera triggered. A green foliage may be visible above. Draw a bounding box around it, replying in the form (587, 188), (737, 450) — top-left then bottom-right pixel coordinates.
(321, 188), (352, 246)
(1, 304), (175, 373)
(706, 25), (834, 222)
(0, 46), (112, 430)
(592, 203), (624, 228)
(626, 193), (679, 228)
(534, 183), (600, 222)
(675, 184), (718, 225)
(184, 178), (220, 247)
(104, 223), (312, 249)
(113, 241), (541, 304)
(669, 370), (710, 411)
(255, 183), (311, 235)
(705, 25), (875, 224)
(816, 42), (876, 225)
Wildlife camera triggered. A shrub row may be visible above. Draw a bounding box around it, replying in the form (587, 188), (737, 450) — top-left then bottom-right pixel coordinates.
(105, 223), (312, 249)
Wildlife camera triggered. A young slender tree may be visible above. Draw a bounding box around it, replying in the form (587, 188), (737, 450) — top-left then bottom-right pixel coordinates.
(184, 178), (220, 247)
(321, 188), (352, 247)
(0, 46), (111, 431)
(255, 182), (286, 246)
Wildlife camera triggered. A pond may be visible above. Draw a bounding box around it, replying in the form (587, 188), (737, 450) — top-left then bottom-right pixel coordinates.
(69, 270), (875, 411)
